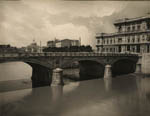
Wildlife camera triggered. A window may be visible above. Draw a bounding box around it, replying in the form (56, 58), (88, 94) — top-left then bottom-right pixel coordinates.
(132, 26), (135, 31)
(132, 36), (135, 43)
(110, 39), (112, 44)
(106, 48), (108, 52)
(118, 38), (122, 43)
(127, 27), (130, 32)
(147, 22), (150, 30)
(103, 48), (105, 52)
(114, 48), (115, 52)
(127, 36), (130, 43)
(110, 48), (112, 52)
(147, 34), (150, 41)
(118, 26), (122, 32)
(142, 35), (145, 41)
(137, 25), (141, 31)
(97, 40), (100, 44)
(113, 39), (115, 44)
(142, 22), (147, 30)
(137, 35), (140, 42)
(107, 39), (109, 44)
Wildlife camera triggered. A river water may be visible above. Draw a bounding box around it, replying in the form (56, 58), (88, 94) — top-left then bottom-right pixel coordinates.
(0, 62), (32, 81)
(0, 62), (150, 116)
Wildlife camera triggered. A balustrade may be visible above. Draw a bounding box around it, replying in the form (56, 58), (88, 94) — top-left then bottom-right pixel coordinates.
(0, 52), (138, 59)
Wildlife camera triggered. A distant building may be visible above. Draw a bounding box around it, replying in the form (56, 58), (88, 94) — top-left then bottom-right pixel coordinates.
(0, 44), (18, 53)
(25, 40), (40, 53)
(47, 38), (81, 48)
(55, 40), (62, 47)
(47, 40), (56, 47)
(0, 44), (10, 48)
(96, 14), (150, 54)
(61, 39), (80, 47)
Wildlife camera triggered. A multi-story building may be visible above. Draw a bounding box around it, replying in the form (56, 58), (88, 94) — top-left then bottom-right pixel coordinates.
(47, 38), (81, 48)
(96, 14), (150, 54)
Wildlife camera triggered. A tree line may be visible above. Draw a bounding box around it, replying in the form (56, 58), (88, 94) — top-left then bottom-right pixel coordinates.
(43, 45), (93, 52)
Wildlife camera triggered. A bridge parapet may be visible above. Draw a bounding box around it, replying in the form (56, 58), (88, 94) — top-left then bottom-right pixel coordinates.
(0, 52), (138, 58)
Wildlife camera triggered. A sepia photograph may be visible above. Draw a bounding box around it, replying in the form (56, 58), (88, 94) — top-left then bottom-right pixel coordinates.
(0, 0), (150, 116)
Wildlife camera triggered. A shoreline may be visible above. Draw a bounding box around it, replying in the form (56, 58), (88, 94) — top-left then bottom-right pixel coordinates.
(0, 79), (32, 93)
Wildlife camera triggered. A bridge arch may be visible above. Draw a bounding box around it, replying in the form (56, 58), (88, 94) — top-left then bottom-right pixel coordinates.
(78, 60), (105, 80)
(0, 59), (53, 88)
(112, 58), (137, 76)
(23, 60), (52, 88)
(60, 58), (105, 80)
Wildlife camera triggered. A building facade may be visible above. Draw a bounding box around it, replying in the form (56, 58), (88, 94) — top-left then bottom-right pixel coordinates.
(61, 39), (80, 47)
(47, 38), (81, 48)
(96, 14), (150, 54)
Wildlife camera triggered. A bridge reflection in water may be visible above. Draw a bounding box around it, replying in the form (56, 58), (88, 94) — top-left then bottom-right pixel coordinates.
(0, 74), (150, 116)
(0, 52), (140, 88)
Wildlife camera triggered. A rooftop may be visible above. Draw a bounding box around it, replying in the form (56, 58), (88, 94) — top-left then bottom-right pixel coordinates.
(114, 14), (150, 25)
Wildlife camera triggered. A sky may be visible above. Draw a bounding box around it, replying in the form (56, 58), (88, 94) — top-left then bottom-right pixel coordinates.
(0, 0), (150, 48)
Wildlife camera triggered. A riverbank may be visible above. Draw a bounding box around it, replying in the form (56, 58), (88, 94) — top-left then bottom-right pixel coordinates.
(0, 79), (32, 93)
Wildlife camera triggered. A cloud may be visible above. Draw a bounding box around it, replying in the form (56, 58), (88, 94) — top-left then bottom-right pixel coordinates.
(0, 0), (150, 48)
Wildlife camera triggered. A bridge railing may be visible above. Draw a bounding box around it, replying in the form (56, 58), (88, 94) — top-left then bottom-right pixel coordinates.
(0, 52), (138, 58)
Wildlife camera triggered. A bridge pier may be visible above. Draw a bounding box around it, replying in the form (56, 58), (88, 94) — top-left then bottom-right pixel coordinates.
(51, 68), (64, 86)
(31, 65), (52, 88)
(135, 63), (141, 73)
(104, 64), (112, 79)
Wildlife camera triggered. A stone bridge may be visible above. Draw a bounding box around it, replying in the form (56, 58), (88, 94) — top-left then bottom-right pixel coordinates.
(0, 52), (140, 87)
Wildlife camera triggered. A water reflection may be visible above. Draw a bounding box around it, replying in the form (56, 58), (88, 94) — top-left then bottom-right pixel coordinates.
(136, 75), (150, 101)
(1, 75), (150, 116)
(104, 78), (112, 92)
(63, 82), (80, 94)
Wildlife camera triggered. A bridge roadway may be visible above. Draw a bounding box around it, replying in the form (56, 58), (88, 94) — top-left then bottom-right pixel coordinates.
(0, 52), (140, 87)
